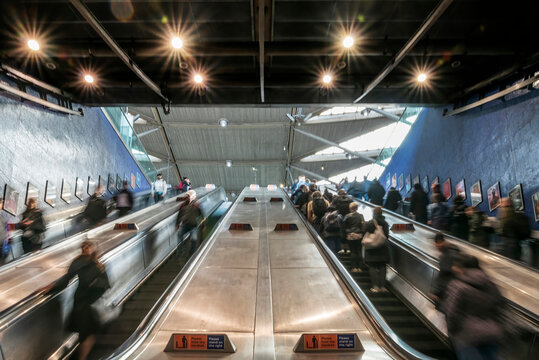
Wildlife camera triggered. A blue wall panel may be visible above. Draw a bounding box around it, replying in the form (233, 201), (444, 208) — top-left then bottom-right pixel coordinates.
(380, 91), (539, 229)
(0, 95), (150, 221)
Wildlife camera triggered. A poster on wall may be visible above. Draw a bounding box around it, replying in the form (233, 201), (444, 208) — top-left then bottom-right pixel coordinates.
(61, 179), (72, 204)
(391, 174), (397, 188)
(442, 178), (452, 200)
(422, 176), (429, 193)
(45, 181), (56, 208)
(405, 174), (411, 193)
(2, 184), (19, 216)
(455, 179), (466, 200)
(130, 173), (136, 189)
(532, 192), (539, 222)
(136, 172), (141, 189)
(116, 174), (123, 191)
(99, 175), (106, 190)
(508, 184), (524, 211)
(75, 178), (84, 201)
(25, 182), (39, 205)
(398, 174), (404, 191)
(87, 176), (96, 195)
(413, 175), (420, 186)
(108, 174), (115, 194)
(432, 177), (439, 185)
(385, 173), (391, 190)
(470, 180), (483, 207)
(487, 182), (501, 212)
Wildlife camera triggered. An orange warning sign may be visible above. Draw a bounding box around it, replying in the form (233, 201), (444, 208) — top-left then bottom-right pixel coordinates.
(172, 334), (226, 351)
(304, 334), (337, 350)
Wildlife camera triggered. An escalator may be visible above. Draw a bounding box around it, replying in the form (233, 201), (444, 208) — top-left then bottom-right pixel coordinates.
(88, 202), (231, 359)
(338, 253), (455, 359)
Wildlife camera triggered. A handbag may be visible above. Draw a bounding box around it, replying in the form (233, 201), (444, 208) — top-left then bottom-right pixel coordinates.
(362, 219), (387, 249)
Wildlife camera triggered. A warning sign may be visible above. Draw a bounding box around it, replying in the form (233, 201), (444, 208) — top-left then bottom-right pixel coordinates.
(166, 333), (235, 353)
(303, 334), (355, 350)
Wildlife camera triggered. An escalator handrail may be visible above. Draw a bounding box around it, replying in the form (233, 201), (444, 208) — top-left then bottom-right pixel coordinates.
(326, 188), (539, 329)
(0, 187), (220, 330)
(104, 196), (234, 360)
(283, 190), (435, 360)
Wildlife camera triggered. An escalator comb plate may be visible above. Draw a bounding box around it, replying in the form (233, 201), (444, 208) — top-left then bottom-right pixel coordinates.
(243, 197), (257, 202)
(274, 223), (299, 231)
(270, 197), (283, 202)
(114, 223), (139, 230)
(229, 223), (254, 231)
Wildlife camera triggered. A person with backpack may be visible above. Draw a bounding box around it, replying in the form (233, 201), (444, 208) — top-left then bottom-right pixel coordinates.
(18, 197), (46, 254)
(449, 195), (469, 240)
(320, 209), (343, 254)
(343, 202), (365, 273)
(83, 186), (108, 228)
(362, 206), (390, 292)
(307, 191), (329, 232)
(428, 193), (450, 231)
(384, 187), (401, 212)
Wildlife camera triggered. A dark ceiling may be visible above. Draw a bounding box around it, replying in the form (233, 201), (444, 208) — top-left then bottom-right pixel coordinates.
(0, 0), (537, 106)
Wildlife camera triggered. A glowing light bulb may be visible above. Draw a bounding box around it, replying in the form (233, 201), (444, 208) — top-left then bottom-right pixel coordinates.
(194, 74), (203, 84)
(343, 36), (354, 49)
(27, 39), (40, 51)
(171, 36), (183, 49)
(84, 74), (94, 83)
(322, 74), (332, 85)
(417, 73), (427, 83)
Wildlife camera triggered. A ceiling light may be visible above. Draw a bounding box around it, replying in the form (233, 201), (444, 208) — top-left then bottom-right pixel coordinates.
(346, 153), (353, 160)
(321, 165), (325, 171)
(226, 160), (232, 167)
(252, 167), (257, 171)
(84, 74), (94, 84)
(27, 39), (39, 51)
(171, 36), (183, 49)
(343, 36), (354, 49)
(219, 118), (228, 127)
(322, 74), (332, 85)
(417, 73), (427, 83)
(279, 184), (284, 188)
(193, 73), (203, 84)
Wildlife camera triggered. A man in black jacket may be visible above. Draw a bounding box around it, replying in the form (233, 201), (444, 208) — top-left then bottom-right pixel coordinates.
(410, 183), (428, 224)
(367, 179), (385, 206)
(176, 190), (202, 260)
(83, 186), (108, 228)
(343, 202), (365, 272)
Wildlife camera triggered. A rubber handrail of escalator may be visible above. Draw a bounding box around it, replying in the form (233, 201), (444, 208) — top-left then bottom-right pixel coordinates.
(0, 187), (220, 326)
(326, 188), (539, 330)
(283, 189), (435, 360)
(104, 190), (235, 360)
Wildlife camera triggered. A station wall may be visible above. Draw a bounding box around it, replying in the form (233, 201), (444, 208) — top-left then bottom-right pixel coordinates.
(380, 91), (539, 230)
(0, 95), (151, 221)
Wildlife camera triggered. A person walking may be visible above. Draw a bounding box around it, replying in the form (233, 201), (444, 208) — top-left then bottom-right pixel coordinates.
(83, 186), (108, 228)
(152, 173), (167, 203)
(343, 202), (365, 273)
(367, 179), (385, 206)
(47, 240), (110, 360)
(384, 187), (401, 212)
(19, 197), (46, 254)
(430, 232), (460, 308)
(410, 183), (428, 224)
(428, 193), (450, 231)
(175, 190), (203, 260)
(496, 197), (530, 260)
(362, 206), (390, 292)
(114, 181), (134, 217)
(449, 195), (469, 240)
(466, 207), (490, 248)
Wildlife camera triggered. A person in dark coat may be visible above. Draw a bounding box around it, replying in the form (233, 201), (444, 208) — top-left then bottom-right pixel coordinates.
(384, 187), (401, 212)
(83, 186), (108, 228)
(410, 183), (428, 224)
(362, 206), (390, 292)
(367, 179), (385, 206)
(114, 181), (134, 217)
(323, 188), (334, 203)
(466, 206), (490, 248)
(19, 197), (46, 254)
(330, 189), (353, 217)
(320, 210), (343, 254)
(48, 240), (110, 360)
(175, 190), (203, 260)
(449, 195), (469, 240)
(347, 177), (362, 198)
(343, 202), (365, 272)
(430, 233), (460, 308)
(442, 255), (505, 360)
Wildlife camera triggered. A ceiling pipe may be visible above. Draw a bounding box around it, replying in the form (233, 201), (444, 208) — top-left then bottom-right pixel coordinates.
(366, 107), (400, 121)
(353, 0), (453, 103)
(136, 127), (162, 138)
(68, 0), (169, 103)
(293, 127), (375, 164)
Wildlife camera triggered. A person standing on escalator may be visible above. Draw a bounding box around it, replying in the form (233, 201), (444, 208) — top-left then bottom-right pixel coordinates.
(362, 206), (390, 292)
(19, 198), (46, 254)
(152, 173), (167, 203)
(175, 190), (203, 259)
(114, 181), (134, 217)
(83, 186), (108, 228)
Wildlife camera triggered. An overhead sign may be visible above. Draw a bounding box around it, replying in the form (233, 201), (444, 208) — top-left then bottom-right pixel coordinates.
(390, 223), (415, 232)
(294, 333), (363, 353)
(164, 333), (236, 353)
(250, 184), (259, 190)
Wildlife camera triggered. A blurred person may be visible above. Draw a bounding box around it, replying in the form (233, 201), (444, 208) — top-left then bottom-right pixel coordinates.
(180, 177), (192, 193)
(430, 232), (460, 308)
(114, 181), (134, 217)
(496, 197), (530, 260)
(294, 185), (311, 212)
(47, 240), (110, 360)
(338, 177), (351, 192)
(320, 209), (343, 254)
(357, 176), (370, 201)
(152, 173), (167, 203)
(384, 187), (401, 212)
(428, 193), (450, 231)
(175, 190), (203, 259)
(362, 206), (389, 292)
(367, 178), (385, 206)
(83, 186), (107, 228)
(291, 175), (306, 193)
(343, 202), (365, 273)
(307, 191), (329, 232)
(1, 197), (11, 263)
(331, 189), (353, 216)
(431, 182), (442, 202)
(442, 255), (505, 360)
(466, 207), (490, 248)
(323, 188), (334, 203)
(348, 177), (362, 198)
(19, 197), (46, 254)
(410, 183), (428, 224)
(450, 195), (469, 240)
